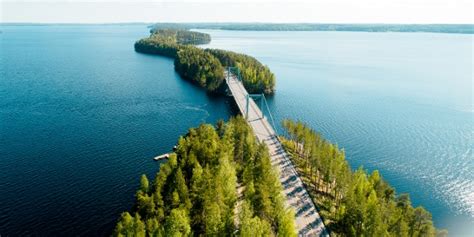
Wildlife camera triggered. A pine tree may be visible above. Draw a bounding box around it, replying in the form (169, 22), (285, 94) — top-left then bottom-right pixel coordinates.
(164, 208), (191, 237)
(140, 174), (149, 193)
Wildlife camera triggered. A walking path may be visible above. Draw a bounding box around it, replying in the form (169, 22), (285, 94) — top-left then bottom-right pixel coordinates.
(225, 71), (329, 236)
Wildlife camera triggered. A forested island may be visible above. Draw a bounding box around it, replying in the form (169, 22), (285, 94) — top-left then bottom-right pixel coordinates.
(115, 117), (295, 236)
(134, 29), (275, 94)
(149, 23), (474, 34)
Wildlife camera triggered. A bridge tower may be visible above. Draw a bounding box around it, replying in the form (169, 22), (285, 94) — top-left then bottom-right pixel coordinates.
(226, 66), (278, 134)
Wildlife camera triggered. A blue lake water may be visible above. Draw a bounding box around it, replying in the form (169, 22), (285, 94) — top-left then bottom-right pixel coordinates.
(0, 25), (231, 236)
(0, 25), (472, 235)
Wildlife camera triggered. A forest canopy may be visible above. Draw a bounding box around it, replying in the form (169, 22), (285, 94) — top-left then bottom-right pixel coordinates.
(134, 29), (275, 94)
(174, 46), (224, 92)
(114, 117), (296, 236)
(134, 29), (209, 58)
(205, 49), (275, 94)
(149, 29), (211, 45)
(280, 119), (444, 237)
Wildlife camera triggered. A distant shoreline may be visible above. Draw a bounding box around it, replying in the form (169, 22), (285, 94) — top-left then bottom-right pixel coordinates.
(151, 23), (474, 34)
(1, 22), (473, 34)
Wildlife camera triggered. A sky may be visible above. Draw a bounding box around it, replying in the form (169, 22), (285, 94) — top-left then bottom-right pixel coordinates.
(1, 0), (473, 24)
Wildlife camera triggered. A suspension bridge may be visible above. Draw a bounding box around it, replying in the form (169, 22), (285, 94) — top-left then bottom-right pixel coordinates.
(225, 67), (329, 237)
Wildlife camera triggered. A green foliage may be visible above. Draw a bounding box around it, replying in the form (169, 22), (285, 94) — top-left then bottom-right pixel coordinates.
(114, 116), (296, 236)
(134, 37), (180, 58)
(139, 174), (149, 193)
(164, 208), (191, 237)
(174, 46), (225, 92)
(134, 29), (276, 95)
(239, 201), (272, 237)
(281, 119), (440, 237)
(277, 208), (297, 237)
(176, 30), (211, 45)
(114, 212), (146, 237)
(149, 29), (211, 45)
(134, 29), (209, 59)
(205, 49), (275, 94)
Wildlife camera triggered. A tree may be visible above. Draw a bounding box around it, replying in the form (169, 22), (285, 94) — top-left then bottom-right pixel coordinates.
(277, 208), (297, 237)
(164, 208), (191, 237)
(145, 218), (162, 237)
(114, 117), (296, 236)
(410, 207), (435, 237)
(239, 201), (272, 237)
(115, 212), (146, 237)
(205, 49), (275, 94)
(202, 202), (224, 235)
(175, 168), (191, 210)
(280, 119), (439, 236)
(136, 192), (155, 218)
(174, 46), (224, 92)
(365, 190), (385, 236)
(140, 174), (149, 193)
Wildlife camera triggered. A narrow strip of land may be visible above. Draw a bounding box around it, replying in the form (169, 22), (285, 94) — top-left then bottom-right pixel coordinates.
(225, 71), (329, 236)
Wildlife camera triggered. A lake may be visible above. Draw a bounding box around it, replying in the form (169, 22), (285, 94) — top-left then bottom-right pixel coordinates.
(0, 25), (472, 235)
(0, 25), (232, 236)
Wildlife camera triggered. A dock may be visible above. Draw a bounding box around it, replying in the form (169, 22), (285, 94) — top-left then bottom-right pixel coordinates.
(153, 146), (177, 161)
(153, 153), (170, 161)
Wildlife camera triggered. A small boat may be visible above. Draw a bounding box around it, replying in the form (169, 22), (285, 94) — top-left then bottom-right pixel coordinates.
(153, 153), (170, 161)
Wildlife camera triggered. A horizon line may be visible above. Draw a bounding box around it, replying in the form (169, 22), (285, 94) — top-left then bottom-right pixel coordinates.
(1, 22), (473, 25)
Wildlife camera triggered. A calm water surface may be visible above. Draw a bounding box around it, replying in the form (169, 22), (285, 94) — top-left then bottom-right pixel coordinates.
(0, 25), (231, 236)
(0, 25), (472, 235)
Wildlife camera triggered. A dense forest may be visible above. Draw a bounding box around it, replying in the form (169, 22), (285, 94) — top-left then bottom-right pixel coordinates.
(146, 29), (211, 45)
(134, 29), (209, 58)
(134, 37), (180, 58)
(147, 29), (212, 45)
(150, 23), (474, 34)
(114, 117), (296, 236)
(205, 49), (275, 94)
(174, 46), (224, 92)
(134, 29), (275, 94)
(280, 119), (445, 237)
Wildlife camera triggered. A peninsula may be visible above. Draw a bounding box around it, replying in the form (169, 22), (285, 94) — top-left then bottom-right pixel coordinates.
(134, 29), (275, 94)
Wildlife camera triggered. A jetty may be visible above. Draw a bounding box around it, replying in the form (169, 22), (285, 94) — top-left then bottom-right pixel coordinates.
(153, 146), (177, 161)
(153, 153), (169, 161)
(225, 68), (329, 237)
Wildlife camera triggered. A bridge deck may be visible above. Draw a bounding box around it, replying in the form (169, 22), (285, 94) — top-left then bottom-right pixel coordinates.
(225, 72), (329, 237)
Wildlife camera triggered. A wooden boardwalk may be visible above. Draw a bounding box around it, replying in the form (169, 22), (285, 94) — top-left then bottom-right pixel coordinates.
(225, 71), (329, 236)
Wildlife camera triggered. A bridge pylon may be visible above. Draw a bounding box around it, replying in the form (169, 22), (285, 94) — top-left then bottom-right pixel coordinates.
(226, 67), (277, 134)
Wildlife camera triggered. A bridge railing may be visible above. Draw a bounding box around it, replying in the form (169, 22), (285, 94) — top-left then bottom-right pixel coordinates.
(228, 66), (242, 81)
(262, 94), (279, 136)
(228, 67), (279, 136)
(246, 93), (279, 136)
